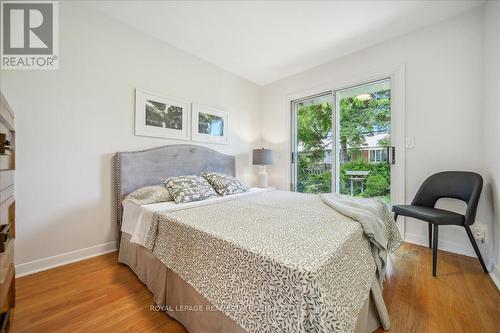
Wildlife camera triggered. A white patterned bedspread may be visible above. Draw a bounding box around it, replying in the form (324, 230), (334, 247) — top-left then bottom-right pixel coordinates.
(145, 190), (376, 333)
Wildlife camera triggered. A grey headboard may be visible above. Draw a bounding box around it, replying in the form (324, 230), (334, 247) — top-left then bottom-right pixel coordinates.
(114, 144), (235, 227)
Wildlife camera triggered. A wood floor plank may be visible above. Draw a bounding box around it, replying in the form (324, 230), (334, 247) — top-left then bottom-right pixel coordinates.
(10, 243), (500, 333)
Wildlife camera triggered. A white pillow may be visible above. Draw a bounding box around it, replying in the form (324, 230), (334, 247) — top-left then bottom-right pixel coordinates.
(126, 185), (173, 205)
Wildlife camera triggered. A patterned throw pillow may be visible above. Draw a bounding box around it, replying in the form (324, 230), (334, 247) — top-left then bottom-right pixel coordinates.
(202, 172), (249, 196)
(126, 185), (173, 205)
(162, 175), (218, 204)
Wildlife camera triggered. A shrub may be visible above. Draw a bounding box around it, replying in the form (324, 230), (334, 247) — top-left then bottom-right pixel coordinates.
(298, 170), (332, 193)
(362, 174), (389, 197)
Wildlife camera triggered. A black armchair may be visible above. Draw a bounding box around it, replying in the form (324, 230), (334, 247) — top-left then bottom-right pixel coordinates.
(392, 171), (487, 277)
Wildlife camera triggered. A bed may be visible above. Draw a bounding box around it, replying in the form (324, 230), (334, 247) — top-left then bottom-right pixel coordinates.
(114, 144), (390, 333)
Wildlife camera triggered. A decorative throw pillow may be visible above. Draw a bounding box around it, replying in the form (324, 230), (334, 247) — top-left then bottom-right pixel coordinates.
(126, 185), (173, 205)
(202, 172), (249, 196)
(162, 175), (218, 203)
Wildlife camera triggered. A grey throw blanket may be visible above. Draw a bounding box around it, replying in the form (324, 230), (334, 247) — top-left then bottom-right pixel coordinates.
(320, 193), (403, 286)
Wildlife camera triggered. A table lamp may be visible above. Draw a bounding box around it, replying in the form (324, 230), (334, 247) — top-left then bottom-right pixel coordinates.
(252, 148), (273, 188)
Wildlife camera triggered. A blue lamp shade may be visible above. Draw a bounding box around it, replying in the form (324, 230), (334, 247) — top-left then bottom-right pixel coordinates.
(252, 148), (273, 165)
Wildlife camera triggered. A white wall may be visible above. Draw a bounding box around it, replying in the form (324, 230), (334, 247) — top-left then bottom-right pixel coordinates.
(0, 2), (262, 275)
(482, 1), (500, 283)
(261, 8), (495, 266)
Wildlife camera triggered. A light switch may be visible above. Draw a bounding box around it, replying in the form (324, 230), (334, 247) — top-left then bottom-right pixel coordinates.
(405, 137), (415, 149)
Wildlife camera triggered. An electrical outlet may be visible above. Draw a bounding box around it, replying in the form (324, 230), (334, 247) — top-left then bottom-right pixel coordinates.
(470, 226), (486, 244)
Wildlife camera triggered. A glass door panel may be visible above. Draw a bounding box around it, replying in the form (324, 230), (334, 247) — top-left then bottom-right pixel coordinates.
(335, 79), (391, 203)
(292, 93), (333, 193)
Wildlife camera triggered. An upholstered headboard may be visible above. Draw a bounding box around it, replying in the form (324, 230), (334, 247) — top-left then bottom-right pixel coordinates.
(114, 144), (235, 228)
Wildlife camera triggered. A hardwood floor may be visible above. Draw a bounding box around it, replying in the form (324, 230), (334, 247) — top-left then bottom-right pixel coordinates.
(374, 243), (499, 333)
(12, 243), (500, 333)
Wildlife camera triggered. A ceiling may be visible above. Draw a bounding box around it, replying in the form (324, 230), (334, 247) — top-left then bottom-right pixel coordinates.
(86, 1), (484, 85)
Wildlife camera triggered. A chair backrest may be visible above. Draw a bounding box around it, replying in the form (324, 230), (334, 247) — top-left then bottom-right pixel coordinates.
(411, 171), (483, 225)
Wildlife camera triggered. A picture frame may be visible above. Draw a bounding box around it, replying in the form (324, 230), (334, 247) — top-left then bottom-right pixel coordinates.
(191, 104), (228, 145)
(135, 89), (190, 141)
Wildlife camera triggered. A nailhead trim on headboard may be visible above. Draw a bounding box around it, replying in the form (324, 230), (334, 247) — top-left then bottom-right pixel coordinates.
(114, 153), (122, 230)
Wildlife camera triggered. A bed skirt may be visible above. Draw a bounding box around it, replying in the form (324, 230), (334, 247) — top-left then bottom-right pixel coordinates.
(118, 232), (388, 333)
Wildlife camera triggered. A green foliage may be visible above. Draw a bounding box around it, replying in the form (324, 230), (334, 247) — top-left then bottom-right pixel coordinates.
(297, 169), (332, 193)
(362, 174), (389, 198)
(297, 152), (331, 193)
(297, 102), (332, 161)
(339, 90), (390, 162)
(296, 101), (333, 193)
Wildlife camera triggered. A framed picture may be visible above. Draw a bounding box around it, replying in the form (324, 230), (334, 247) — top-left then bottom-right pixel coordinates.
(135, 89), (190, 141)
(191, 104), (228, 145)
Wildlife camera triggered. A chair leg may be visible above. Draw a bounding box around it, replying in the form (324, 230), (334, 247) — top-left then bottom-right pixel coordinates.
(394, 213), (398, 221)
(432, 224), (438, 277)
(464, 225), (488, 273)
(428, 222), (432, 249)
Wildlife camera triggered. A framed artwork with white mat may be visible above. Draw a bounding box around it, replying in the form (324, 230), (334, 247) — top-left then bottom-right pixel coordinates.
(135, 89), (190, 141)
(191, 104), (228, 145)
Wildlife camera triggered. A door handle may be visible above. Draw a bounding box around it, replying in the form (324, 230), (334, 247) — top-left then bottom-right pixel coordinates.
(0, 133), (13, 155)
(387, 146), (395, 165)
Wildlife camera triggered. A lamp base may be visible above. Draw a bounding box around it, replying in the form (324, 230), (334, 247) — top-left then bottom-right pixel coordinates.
(257, 166), (268, 188)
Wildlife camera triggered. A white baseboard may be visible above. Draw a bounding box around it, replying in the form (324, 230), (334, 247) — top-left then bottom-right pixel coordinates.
(15, 241), (117, 277)
(404, 232), (477, 258)
(490, 265), (500, 291)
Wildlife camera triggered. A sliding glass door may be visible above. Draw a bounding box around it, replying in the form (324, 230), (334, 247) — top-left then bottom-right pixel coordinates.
(291, 78), (393, 202)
